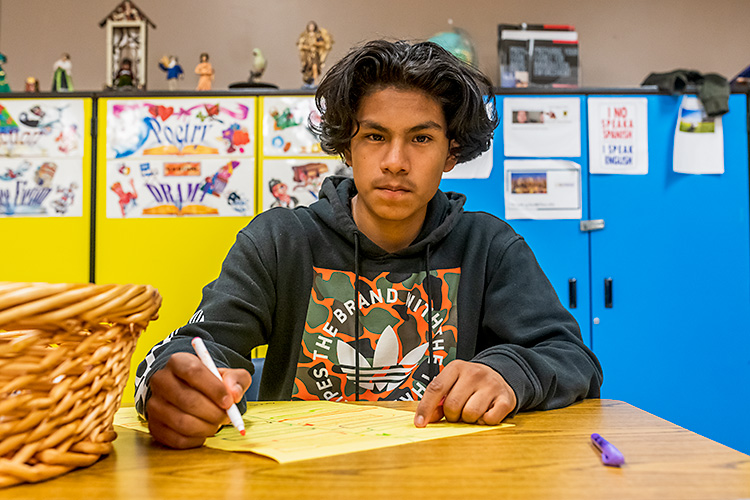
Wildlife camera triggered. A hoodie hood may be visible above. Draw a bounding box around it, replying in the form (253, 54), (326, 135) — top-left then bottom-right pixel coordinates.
(311, 176), (466, 258)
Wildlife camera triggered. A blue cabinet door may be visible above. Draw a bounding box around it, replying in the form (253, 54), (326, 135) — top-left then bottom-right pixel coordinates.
(589, 94), (750, 454)
(442, 95), (592, 346)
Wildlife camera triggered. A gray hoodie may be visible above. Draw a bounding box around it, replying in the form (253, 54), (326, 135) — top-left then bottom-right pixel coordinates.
(135, 176), (602, 417)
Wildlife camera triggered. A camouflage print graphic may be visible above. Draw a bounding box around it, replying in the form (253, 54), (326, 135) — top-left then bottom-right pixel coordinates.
(292, 267), (461, 402)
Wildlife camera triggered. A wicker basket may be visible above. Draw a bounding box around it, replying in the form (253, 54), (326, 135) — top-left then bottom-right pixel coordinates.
(0, 282), (161, 487)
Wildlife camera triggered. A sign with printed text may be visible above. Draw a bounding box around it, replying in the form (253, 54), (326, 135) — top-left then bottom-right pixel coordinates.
(588, 97), (648, 175)
(104, 97), (256, 218)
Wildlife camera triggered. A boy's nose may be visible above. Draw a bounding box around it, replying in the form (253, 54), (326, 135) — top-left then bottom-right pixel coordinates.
(381, 141), (409, 173)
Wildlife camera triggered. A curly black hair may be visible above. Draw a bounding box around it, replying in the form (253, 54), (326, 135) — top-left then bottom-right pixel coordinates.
(312, 40), (497, 164)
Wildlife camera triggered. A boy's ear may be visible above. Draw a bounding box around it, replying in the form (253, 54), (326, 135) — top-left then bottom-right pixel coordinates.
(343, 149), (352, 166)
(443, 140), (459, 173)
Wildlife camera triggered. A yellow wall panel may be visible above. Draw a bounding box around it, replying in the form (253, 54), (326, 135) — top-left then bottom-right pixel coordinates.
(95, 97), (257, 404)
(0, 97), (92, 284)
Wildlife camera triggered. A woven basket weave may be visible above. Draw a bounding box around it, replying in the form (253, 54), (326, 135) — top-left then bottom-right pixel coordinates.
(0, 282), (161, 487)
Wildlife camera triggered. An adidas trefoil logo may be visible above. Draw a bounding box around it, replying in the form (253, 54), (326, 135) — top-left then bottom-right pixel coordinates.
(336, 325), (428, 393)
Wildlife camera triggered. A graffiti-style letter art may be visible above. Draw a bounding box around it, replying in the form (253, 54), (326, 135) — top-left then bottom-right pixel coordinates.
(105, 98), (256, 218)
(0, 98), (85, 217)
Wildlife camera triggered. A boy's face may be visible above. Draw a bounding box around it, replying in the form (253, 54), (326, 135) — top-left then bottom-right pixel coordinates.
(345, 87), (457, 234)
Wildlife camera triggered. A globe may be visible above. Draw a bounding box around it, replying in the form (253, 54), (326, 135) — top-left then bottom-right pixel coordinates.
(428, 28), (477, 66)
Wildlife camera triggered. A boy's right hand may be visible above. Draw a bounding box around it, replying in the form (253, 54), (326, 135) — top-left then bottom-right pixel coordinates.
(146, 352), (252, 449)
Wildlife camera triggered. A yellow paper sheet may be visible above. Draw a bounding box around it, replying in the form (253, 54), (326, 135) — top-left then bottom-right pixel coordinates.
(114, 401), (511, 463)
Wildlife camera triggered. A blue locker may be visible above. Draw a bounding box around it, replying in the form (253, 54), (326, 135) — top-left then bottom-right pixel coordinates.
(442, 91), (750, 454)
(589, 93), (750, 454)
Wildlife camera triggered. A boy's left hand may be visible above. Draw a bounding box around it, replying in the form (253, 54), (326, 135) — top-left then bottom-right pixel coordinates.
(413, 360), (517, 427)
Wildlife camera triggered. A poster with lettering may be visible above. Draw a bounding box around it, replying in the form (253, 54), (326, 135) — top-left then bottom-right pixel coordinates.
(261, 158), (349, 210)
(261, 96), (324, 156)
(105, 97), (256, 218)
(0, 98), (85, 217)
(105, 157), (254, 217)
(0, 158), (83, 217)
(0, 98), (85, 158)
(588, 97), (648, 174)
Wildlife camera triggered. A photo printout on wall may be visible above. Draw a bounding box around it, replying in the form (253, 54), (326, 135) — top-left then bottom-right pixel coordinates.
(504, 159), (581, 220)
(503, 97), (581, 157)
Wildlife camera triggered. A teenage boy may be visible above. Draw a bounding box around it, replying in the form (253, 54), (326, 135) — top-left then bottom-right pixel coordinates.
(135, 40), (603, 449)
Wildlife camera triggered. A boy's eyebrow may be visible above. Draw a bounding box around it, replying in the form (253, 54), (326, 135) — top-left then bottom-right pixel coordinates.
(358, 120), (446, 133)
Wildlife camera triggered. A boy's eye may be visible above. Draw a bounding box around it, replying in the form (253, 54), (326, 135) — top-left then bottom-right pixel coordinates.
(365, 133), (384, 141)
(414, 135), (431, 143)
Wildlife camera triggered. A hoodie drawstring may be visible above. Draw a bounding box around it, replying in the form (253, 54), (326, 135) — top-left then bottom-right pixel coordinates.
(352, 233), (436, 401)
(353, 231), (361, 401)
(425, 244), (436, 382)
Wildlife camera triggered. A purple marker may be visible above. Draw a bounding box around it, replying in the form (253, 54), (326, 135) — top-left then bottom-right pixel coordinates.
(591, 433), (625, 466)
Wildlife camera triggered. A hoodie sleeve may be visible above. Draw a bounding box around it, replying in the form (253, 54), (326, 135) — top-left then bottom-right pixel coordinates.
(470, 235), (603, 415)
(133, 228), (274, 419)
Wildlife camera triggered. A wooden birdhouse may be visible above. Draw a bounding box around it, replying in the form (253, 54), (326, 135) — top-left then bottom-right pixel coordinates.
(99, 1), (156, 89)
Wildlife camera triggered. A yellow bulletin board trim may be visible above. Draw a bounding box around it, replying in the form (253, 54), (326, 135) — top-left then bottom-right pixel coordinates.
(0, 97), (93, 284)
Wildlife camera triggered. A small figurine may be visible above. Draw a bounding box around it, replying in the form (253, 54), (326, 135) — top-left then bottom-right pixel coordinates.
(52, 53), (74, 92)
(159, 55), (184, 91)
(0, 53), (10, 92)
(297, 21), (334, 88)
(195, 52), (214, 91)
(228, 47), (278, 89)
(25, 77), (40, 93)
(249, 48), (267, 83)
(114, 58), (137, 88)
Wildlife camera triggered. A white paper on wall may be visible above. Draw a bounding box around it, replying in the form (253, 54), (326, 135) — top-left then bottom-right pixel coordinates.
(588, 97), (649, 175)
(0, 158), (84, 217)
(260, 158), (348, 211)
(504, 159), (582, 220)
(105, 158), (255, 218)
(503, 97), (581, 157)
(262, 96), (325, 157)
(442, 143), (493, 179)
(673, 96), (724, 174)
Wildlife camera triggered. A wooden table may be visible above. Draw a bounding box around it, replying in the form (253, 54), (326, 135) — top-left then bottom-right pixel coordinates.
(2, 399), (749, 499)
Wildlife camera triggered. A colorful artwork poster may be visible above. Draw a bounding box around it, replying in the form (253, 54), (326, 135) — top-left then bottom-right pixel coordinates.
(262, 96), (325, 156)
(0, 98), (85, 158)
(0, 158), (83, 217)
(588, 97), (649, 175)
(106, 98), (255, 159)
(105, 158), (255, 218)
(261, 158), (349, 211)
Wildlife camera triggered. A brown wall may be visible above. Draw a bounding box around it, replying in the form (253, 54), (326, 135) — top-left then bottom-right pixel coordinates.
(1, 0), (747, 92)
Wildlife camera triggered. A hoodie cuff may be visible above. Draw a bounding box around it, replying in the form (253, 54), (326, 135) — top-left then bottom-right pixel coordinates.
(470, 347), (540, 417)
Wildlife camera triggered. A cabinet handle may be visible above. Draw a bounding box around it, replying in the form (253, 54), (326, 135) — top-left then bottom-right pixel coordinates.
(604, 278), (613, 308)
(568, 278), (577, 309)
